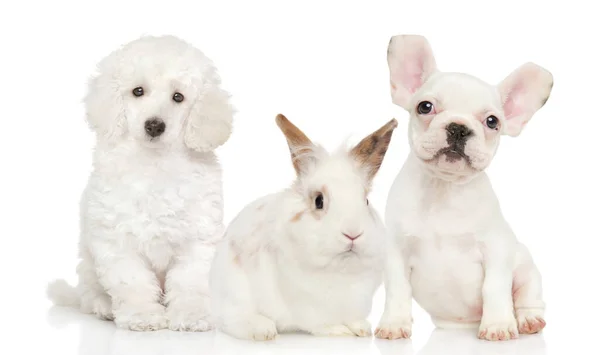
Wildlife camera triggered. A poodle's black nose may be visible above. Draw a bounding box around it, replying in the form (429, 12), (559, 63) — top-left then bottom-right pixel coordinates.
(144, 119), (166, 138)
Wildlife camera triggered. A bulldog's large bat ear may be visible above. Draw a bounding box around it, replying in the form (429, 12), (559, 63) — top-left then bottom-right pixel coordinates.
(387, 35), (438, 110)
(497, 62), (553, 137)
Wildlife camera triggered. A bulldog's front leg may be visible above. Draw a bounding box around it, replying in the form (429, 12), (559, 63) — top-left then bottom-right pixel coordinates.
(478, 236), (518, 341)
(375, 233), (413, 340)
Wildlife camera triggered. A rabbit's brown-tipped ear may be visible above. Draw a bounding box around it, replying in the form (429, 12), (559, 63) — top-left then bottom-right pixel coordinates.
(276, 114), (315, 176)
(351, 118), (398, 182)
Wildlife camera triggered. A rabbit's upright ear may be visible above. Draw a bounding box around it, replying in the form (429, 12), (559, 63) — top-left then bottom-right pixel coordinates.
(350, 118), (399, 183)
(275, 114), (315, 176)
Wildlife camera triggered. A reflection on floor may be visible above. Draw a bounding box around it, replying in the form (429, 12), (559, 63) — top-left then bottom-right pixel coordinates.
(46, 307), (546, 355)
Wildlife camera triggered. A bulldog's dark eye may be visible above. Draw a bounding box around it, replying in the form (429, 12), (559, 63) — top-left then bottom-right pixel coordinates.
(173, 92), (184, 103)
(315, 194), (324, 210)
(132, 87), (144, 97)
(486, 115), (499, 130)
(417, 101), (434, 114)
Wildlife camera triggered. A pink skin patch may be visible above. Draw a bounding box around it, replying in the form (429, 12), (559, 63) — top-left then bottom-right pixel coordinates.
(469, 303), (483, 319)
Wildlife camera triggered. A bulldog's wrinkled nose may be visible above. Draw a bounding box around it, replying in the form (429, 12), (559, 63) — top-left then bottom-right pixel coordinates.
(145, 118), (166, 138)
(446, 123), (472, 144)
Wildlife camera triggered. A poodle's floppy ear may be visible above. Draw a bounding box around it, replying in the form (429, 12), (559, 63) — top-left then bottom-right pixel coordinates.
(275, 114), (316, 176)
(350, 118), (398, 183)
(184, 83), (234, 152)
(84, 72), (127, 139)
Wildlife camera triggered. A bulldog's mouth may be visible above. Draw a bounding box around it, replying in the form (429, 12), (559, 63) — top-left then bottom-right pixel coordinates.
(434, 147), (471, 164)
(420, 147), (477, 176)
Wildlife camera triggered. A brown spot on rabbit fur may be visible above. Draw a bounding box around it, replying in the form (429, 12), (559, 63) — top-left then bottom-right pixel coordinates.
(230, 240), (242, 265)
(291, 210), (305, 222)
(252, 223), (264, 236)
(233, 253), (241, 265)
(229, 225), (267, 266)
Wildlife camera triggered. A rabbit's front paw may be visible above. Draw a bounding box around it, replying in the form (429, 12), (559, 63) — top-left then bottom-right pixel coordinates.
(310, 324), (355, 337)
(223, 314), (278, 341)
(345, 320), (372, 337)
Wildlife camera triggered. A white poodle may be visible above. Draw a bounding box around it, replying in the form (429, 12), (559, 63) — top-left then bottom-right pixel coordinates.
(47, 35), (234, 332)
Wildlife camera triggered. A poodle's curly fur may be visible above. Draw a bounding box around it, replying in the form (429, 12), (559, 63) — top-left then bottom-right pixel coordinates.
(47, 35), (234, 332)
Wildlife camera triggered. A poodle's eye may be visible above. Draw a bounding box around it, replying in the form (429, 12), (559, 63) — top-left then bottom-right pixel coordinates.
(172, 92), (184, 103)
(315, 194), (324, 210)
(366, 198), (369, 206)
(132, 87), (144, 97)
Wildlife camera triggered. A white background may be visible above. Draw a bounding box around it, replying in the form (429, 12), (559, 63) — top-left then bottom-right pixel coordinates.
(1, 0), (598, 354)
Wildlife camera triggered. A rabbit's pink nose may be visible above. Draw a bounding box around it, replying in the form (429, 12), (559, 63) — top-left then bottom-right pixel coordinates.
(343, 232), (363, 241)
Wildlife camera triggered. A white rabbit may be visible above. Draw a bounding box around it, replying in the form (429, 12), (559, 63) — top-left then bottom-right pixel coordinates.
(210, 114), (398, 341)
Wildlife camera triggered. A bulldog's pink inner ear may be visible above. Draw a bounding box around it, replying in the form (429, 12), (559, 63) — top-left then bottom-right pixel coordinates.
(387, 35), (437, 110)
(498, 62), (553, 137)
(396, 55), (428, 94)
(502, 82), (527, 120)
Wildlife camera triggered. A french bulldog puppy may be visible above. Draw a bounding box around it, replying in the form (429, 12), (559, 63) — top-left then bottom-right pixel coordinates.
(375, 35), (553, 341)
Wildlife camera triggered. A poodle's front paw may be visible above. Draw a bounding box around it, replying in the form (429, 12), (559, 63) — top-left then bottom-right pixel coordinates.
(81, 293), (113, 321)
(91, 296), (114, 321)
(310, 324), (355, 337)
(478, 317), (518, 341)
(167, 307), (212, 332)
(375, 318), (412, 339)
(223, 314), (278, 341)
(114, 304), (168, 331)
(516, 309), (546, 334)
(345, 320), (373, 337)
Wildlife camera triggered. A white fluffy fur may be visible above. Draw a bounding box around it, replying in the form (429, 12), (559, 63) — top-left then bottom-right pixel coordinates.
(209, 115), (397, 340)
(376, 35), (553, 341)
(46, 35), (234, 332)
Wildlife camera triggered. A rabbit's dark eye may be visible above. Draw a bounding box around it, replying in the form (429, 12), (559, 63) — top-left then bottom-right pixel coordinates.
(366, 199), (369, 206)
(132, 87), (144, 97)
(315, 194), (324, 210)
(173, 92), (184, 103)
